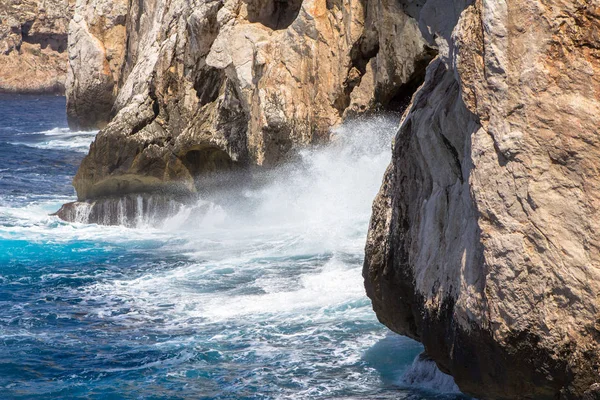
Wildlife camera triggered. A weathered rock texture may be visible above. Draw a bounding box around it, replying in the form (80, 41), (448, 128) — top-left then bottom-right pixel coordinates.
(65, 0), (127, 129)
(64, 0), (435, 200)
(0, 0), (74, 93)
(364, 0), (600, 399)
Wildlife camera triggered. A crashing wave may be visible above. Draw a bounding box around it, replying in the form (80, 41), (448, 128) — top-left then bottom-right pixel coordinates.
(401, 352), (462, 394)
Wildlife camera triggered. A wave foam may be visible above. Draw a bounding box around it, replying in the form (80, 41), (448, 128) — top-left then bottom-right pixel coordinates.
(10, 127), (97, 153)
(401, 353), (462, 394)
(2, 115), (445, 399)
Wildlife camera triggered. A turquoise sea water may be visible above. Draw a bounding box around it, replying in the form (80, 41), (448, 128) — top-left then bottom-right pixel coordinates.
(0, 94), (467, 399)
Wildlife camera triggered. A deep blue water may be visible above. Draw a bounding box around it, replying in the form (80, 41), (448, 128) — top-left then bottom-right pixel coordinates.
(0, 94), (466, 399)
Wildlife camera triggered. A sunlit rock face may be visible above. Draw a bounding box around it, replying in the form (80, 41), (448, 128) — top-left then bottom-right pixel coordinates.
(65, 0), (127, 130)
(63, 0), (435, 203)
(0, 0), (74, 94)
(364, 0), (600, 398)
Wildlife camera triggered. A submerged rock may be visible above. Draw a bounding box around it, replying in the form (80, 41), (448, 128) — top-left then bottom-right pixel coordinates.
(0, 0), (74, 94)
(364, 0), (600, 398)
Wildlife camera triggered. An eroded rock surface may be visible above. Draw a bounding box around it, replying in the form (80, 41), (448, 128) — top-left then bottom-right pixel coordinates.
(64, 0), (434, 203)
(0, 0), (74, 94)
(364, 0), (600, 398)
(65, 0), (127, 129)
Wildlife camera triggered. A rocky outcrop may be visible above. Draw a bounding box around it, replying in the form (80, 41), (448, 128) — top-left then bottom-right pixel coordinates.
(65, 0), (127, 129)
(63, 0), (435, 205)
(364, 0), (600, 399)
(0, 0), (74, 94)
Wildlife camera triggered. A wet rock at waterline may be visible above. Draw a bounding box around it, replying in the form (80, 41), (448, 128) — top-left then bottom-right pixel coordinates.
(54, 194), (189, 227)
(56, 169), (252, 226)
(364, 0), (600, 399)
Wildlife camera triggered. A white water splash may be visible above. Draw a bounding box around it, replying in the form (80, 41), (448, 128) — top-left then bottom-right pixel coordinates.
(401, 353), (462, 394)
(164, 116), (398, 246)
(10, 127), (97, 153)
(72, 115), (399, 316)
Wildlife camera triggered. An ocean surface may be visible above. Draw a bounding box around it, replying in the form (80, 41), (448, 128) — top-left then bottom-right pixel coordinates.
(0, 94), (467, 399)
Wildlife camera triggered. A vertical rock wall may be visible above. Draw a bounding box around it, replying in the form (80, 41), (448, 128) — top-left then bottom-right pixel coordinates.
(65, 0), (127, 129)
(364, 0), (600, 398)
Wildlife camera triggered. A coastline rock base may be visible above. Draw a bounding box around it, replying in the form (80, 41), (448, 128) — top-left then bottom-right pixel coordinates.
(54, 194), (187, 227)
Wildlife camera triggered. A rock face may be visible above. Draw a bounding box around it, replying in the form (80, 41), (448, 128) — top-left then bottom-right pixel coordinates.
(63, 0), (435, 202)
(65, 0), (127, 129)
(364, 0), (600, 399)
(0, 0), (74, 94)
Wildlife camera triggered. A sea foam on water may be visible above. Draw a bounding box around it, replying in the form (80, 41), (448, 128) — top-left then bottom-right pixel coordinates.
(0, 108), (465, 398)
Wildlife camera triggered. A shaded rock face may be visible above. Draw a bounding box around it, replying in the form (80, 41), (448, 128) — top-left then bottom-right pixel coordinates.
(364, 0), (600, 399)
(64, 0), (436, 203)
(0, 0), (74, 94)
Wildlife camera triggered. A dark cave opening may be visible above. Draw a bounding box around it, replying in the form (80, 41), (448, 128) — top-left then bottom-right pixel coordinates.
(182, 147), (250, 196)
(333, 35), (380, 115)
(183, 147), (235, 178)
(20, 21), (68, 53)
(245, 0), (303, 30)
(182, 147), (240, 192)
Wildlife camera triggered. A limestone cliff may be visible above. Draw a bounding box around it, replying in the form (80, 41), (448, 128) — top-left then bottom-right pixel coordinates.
(364, 0), (600, 399)
(62, 0), (434, 200)
(0, 0), (74, 94)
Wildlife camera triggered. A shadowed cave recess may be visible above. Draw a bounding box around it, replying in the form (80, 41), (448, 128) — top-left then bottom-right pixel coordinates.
(20, 20), (68, 53)
(245, 0), (304, 30)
